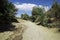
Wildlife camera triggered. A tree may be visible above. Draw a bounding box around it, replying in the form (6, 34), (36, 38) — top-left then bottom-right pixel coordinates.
(45, 1), (60, 28)
(47, 1), (60, 18)
(21, 13), (30, 20)
(0, 0), (18, 31)
(32, 6), (45, 23)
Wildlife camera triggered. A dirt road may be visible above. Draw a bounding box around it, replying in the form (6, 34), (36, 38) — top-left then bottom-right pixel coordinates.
(0, 19), (60, 40)
(21, 20), (60, 40)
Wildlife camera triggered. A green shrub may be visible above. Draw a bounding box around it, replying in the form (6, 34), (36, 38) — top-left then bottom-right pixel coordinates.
(0, 0), (18, 31)
(21, 13), (30, 20)
(32, 6), (45, 22)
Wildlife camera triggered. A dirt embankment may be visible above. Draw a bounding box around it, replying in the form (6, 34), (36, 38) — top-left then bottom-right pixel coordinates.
(6, 19), (27, 40)
(0, 19), (27, 40)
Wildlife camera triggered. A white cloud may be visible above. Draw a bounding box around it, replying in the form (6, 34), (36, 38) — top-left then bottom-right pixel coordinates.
(14, 3), (50, 12)
(14, 3), (37, 11)
(14, 3), (51, 17)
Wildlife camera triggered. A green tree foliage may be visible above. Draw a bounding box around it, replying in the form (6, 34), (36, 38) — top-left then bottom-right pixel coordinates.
(32, 6), (45, 24)
(0, 0), (17, 23)
(42, 16), (51, 26)
(31, 1), (60, 28)
(0, 0), (18, 31)
(47, 1), (60, 19)
(21, 13), (30, 20)
(45, 1), (60, 28)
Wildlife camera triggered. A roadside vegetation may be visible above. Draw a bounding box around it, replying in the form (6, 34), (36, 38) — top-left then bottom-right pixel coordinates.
(0, 0), (60, 40)
(0, 0), (18, 32)
(21, 13), (30, 20)
(21, 1), (60, 28)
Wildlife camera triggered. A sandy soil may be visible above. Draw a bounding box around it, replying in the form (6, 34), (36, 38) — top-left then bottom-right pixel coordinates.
(21, 20), (60, 40)
(0, 19), (60, 40)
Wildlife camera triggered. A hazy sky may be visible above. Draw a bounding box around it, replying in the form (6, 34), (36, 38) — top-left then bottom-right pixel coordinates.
(9, 0), (60, 17)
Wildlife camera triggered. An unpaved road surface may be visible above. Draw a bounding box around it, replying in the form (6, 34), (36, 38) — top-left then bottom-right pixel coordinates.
(0, 19), (60, 40)
(21, 20), (60, 40)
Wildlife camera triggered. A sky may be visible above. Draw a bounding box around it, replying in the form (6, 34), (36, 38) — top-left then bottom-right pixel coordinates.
(9, 0), (60, 17)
